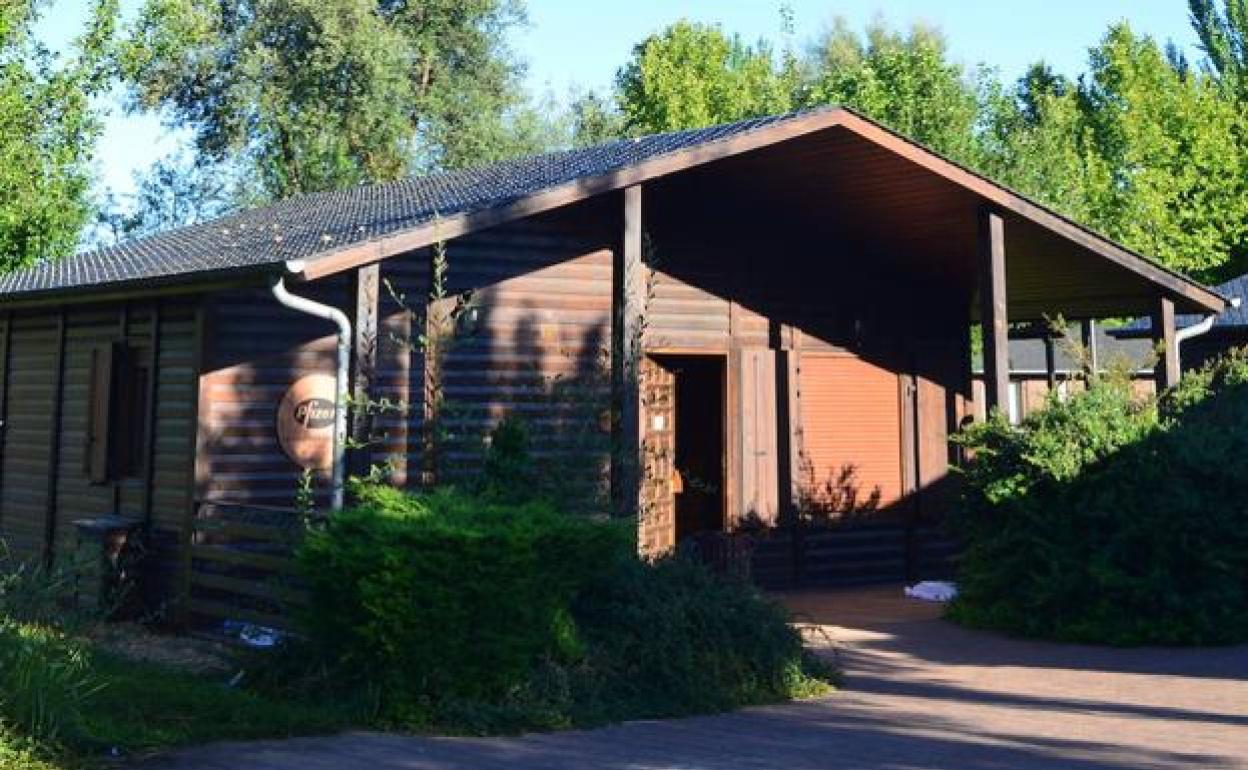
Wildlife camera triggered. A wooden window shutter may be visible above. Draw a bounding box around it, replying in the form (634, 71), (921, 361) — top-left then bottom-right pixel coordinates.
(86, 342), (119, 483)
(738, 348), (779, 526)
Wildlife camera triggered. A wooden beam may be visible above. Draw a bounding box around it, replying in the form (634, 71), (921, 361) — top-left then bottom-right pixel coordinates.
(142, 303), (162, 525)
(114, 304), (129, 514)
(43, 310), (66, 564)
(180, 300), (208, 628)
(613, 185), (645, 515)
(1043, 336), (1057, 389)
(1152, 296), (1180, 390)
(349, 264), (380, 479)
(1081, 319), (1099, 372)
(769, 321), (795, 529)
(978, 209), (1009, 415)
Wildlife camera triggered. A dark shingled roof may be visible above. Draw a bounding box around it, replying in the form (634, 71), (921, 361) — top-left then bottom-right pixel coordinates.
(972, 324), (1155, 374)
(1113, 273), (1248, 336)
(0, 111), (807, 300)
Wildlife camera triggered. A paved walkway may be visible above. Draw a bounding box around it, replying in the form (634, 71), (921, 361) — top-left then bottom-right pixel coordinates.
(138, 586), (1248, 770)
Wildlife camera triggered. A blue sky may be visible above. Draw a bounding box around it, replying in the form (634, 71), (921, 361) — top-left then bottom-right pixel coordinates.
(42, 0), (1199, 198)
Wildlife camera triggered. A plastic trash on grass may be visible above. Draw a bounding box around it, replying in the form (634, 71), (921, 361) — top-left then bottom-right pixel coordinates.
(222, 619), (284, 648)
(905, 581), (958, 602)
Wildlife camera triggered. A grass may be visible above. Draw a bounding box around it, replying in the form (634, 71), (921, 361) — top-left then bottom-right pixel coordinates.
(2, 643), (353, 770)
(83, 653), (352, 756)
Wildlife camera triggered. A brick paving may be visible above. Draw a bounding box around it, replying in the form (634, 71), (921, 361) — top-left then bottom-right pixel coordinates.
(136, 585), (1248, 770)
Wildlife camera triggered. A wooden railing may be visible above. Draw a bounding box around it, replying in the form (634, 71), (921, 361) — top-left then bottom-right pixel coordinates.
(187, 500), (307, 632)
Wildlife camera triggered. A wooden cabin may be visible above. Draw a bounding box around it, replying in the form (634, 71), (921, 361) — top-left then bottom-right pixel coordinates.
(0, 107), (1227, 616)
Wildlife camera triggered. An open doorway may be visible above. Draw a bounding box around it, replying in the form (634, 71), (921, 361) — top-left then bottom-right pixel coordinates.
(649, 354), (726, 542)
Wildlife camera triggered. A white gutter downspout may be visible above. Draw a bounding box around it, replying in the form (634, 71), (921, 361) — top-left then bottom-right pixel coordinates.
(270, 263), (351, 511)
(1173, 297), (1240, 377)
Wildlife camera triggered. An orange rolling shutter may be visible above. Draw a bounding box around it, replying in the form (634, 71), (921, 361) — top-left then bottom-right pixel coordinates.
(798, 353), (903, 513)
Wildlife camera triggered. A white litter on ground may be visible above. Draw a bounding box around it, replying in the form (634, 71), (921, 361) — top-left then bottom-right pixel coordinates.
(905, 581), (958, 602)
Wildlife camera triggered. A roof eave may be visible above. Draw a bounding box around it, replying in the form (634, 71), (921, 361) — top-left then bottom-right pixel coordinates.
(290, 107), (1227, 316)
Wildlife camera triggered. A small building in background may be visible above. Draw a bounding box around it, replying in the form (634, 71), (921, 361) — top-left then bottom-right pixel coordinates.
(971, 322), (1156, 424)
(1109, 273), (1248, 371)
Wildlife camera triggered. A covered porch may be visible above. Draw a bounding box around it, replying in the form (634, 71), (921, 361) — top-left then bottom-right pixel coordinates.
(608, 112), (1225, 567)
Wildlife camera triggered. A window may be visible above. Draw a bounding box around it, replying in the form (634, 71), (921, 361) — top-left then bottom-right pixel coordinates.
(85, 342), (149, 484)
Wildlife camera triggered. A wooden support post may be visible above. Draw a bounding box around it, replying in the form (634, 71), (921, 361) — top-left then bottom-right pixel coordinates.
(0, 314), (11, 531)
(1152, 296), (1179, 391)
(978, 209), (1009, 414)
(350, 264), (380, 479)
(769, 321), (795, 530)
(44, 311), (66, 565)
(1043, 336), (1057, 390)
(613, 185), (645, 516)
(1081, 318), (1099, 373)
(142, 304), (162, 525)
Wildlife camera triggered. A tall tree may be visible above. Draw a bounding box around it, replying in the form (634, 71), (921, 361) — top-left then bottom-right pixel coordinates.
(1189, 0), (1248, 100)
(980, 64), (1107, 225)
(0, 0), (116, 271)
(94, 150), (236, 245)
(616, 20), (795, 133)
(1077, 23), (1248, 281)
(119, 0), (532, 200)
(801, 18), (987, 164)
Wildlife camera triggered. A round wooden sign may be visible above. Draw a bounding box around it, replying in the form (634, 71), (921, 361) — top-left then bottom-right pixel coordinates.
(276, 374), (337, 470)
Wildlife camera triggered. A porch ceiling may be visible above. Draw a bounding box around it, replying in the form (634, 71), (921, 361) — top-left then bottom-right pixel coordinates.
(644, 124), (1217, 321)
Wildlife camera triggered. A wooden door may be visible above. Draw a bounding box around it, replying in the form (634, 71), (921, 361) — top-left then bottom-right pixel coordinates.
(738, 348), (779, 526)
(639, 357), (677, 557)
(798, 353), (903, 517)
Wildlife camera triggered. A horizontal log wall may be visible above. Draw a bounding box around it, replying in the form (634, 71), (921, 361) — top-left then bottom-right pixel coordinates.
(198, 278), (349, 506)
(434, 200), (616, 503)
(0, 302), (199, 582)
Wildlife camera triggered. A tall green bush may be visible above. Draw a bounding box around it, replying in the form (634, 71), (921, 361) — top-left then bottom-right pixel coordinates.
(293, 485), (631, 722)
(287, 484), (832, 732)
(950, 353), (1248, 645)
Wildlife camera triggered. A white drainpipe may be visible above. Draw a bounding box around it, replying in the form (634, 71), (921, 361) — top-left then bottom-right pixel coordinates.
(1173, 297), (1240, 376)
(270, 264), (352, 510)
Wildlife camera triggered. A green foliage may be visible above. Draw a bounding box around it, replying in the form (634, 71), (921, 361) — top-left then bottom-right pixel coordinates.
(1078, 24), (1248, 281)
(119, 0), (534, 200)
(479, 415), (538, 499)
(1189, 0), (1248, 101)
(79, 652), (348, 754)
(0, 0), (116, 270)
(950, 353), (1248, 645)
(803, 19), (988, 163)
(94, 150), (236, 246)
(292, 486), (631, 723)
(567, 557), (833, 724)
(0, 621), (100, 746)
(616, 20), (796, 133)
(285, 484), (831, 732)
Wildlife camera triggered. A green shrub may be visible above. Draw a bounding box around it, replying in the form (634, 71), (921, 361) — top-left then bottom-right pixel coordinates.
(567, 557), (833, 724)
(292, 485), (631, 723)
(950, 352), (1248, 645)
(285, 484), (833, 732)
